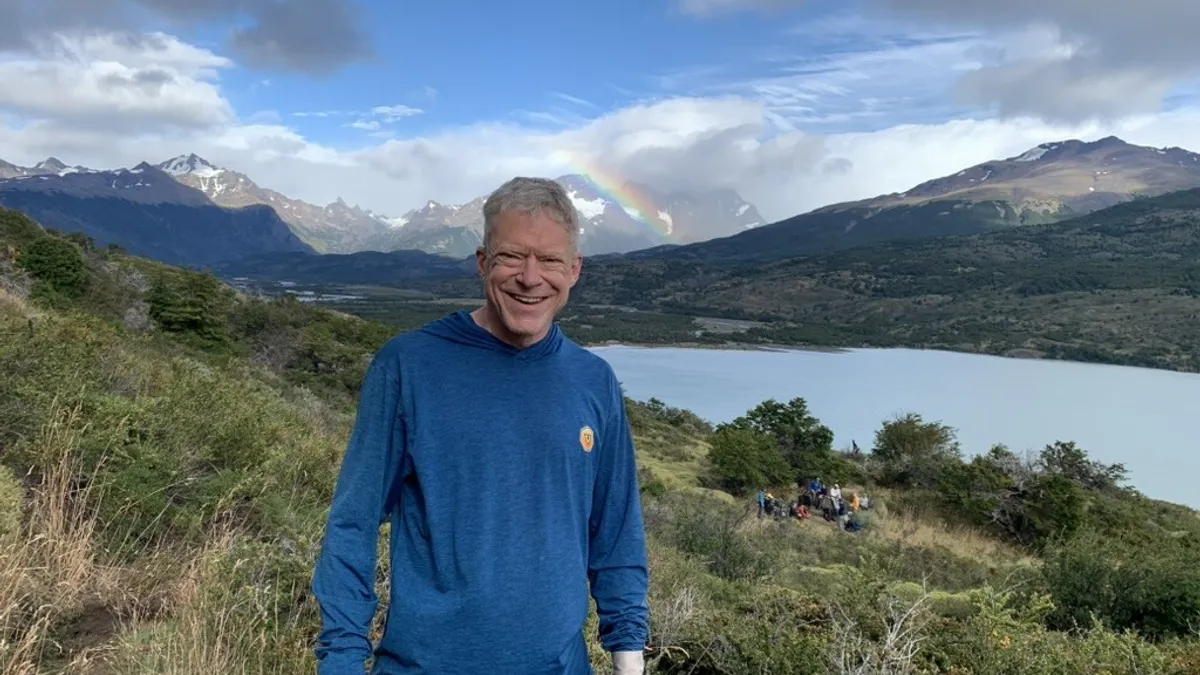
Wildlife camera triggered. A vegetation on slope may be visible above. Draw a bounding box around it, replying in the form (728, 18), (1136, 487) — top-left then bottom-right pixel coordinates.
(2, 206), (1199, 674)
(569, 187), (1200, 371)
(220, 187), (1200, 373)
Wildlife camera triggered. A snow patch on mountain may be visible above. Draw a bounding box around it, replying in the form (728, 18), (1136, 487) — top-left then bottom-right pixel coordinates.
(568, 190), (606, 219)
(160, 154), (224, 179)
(1013, 146), (1050, 162)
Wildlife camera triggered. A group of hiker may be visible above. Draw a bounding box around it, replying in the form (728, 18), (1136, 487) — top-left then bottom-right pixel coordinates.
(756, 478), (871, 533)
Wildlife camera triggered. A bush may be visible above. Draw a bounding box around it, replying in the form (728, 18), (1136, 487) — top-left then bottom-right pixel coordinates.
(147, 268), (234, 347)
(655, 492), (771, 582)
(18, 235), (89, 302)
(1043, 529), (1200, 640)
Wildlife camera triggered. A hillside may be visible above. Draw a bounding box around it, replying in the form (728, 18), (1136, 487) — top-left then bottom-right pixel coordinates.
(1, 206), (1198, 673)
(279, 186), (1200, 373)
(565, 187), (1200, 372)
(0, 163), (314, 266)
(642, 136), (1200, 262)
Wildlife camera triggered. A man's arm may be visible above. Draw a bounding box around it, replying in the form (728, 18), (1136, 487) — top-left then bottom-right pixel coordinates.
(589, 377), (650, 671)
(312, 350), (406, 674)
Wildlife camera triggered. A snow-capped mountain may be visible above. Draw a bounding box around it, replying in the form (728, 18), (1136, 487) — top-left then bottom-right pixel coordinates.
(670, 135), (1200, 262)
(0, 151), (764, 258)
(0, 156), (93, 180)
(0, 160), (213, 205)
(0, 159), (312, 265)
(855, 135), (1200, 215)
(363, 176), (765, 258)
(155, 153), (392, 253)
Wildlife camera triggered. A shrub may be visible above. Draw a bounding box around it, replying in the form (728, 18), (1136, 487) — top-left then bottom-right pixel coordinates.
(147, 268), (233, 347)
(656, 492), (770, 582)
(18, 235), (89, 302)
(1043, 529), (1200, 640)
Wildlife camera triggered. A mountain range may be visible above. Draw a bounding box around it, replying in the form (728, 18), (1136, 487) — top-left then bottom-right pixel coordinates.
(0, 151), (768, 261)
(358, 174), (765, 258)
(212, 136), (1200, 288)
(4, 135), (1199, 274)
(0, 161), (314, 266)
(636, 135), (1200, 262)
(158, 154), (395, 254)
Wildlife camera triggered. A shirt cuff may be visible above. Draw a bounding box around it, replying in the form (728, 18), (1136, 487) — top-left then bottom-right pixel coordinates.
(612, 650), (645, 674)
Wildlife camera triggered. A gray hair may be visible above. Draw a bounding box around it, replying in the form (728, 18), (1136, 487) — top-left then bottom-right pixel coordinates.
(481, 177), (580, 253)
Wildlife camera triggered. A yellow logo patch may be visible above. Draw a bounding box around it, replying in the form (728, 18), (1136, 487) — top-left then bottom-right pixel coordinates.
(580, 426), (595, 452)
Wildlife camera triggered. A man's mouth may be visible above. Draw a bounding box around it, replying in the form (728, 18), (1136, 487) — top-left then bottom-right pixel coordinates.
(508, 292), (550, 306)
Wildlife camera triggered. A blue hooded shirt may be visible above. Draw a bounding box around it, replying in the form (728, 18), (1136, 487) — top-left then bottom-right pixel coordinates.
(311, 311), (650, 674)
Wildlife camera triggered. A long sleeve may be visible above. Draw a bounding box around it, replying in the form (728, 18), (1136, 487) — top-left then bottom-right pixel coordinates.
(588, 378), (650, 654)
(312, 349), (406, 674)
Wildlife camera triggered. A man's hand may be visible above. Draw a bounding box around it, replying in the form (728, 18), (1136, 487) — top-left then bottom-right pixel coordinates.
(612, 650), (645, 675)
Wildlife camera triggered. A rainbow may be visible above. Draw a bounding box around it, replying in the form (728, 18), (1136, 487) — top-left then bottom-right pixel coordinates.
(560, 154), (676, 243)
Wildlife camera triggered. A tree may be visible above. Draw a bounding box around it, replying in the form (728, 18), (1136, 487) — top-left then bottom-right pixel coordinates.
(722, 397), (855, 483)
(707, 426), (792, 495)
(18, 235), (89, 302)
(936, 443), (1090, 548)
(148, 268), (233, 347)
(1037, 440), (1128, 492)
(871, 413), (960, 489)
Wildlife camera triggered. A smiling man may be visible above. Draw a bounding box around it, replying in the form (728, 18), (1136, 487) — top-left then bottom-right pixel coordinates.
(311, 177), (650, 675)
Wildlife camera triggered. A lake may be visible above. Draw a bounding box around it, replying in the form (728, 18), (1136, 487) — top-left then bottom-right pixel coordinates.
(590, 345), (1200, 509)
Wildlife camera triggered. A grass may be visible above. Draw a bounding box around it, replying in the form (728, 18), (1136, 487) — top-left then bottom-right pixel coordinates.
(3, 210), (1200, 674)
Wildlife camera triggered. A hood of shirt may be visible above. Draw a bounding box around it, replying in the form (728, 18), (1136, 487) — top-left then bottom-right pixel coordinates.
(420, 309), (564, 361)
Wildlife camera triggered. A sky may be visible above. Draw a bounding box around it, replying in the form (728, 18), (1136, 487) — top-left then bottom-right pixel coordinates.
(2, 0), (1200, 222)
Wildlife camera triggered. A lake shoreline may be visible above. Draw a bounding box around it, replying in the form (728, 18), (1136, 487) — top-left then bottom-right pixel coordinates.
(593, 343), (1200, 509)
(584, 339), (851, 354)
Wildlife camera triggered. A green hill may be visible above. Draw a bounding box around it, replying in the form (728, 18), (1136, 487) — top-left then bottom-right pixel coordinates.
(636, 136), (1200, 262)
(1, 206), (1198, 674)
(569, 187), (1200, 372)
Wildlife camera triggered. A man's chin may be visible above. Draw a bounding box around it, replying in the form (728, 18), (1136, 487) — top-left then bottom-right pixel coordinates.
(498, 312), (551, 341)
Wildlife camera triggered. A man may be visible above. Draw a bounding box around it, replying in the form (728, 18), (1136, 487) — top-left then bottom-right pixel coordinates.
(311, 176), (650, 675)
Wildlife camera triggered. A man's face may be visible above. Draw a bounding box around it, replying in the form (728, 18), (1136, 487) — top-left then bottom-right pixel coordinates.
(476, 209), (581, 348)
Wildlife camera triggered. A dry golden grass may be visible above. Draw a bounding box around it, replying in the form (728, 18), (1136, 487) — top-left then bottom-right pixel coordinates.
(0, 285), (33, 318)
(111, 534), (271, 675)
(0, 400), (118, 674)
(872, 508), (1035, 568)
(1, 396), (317, 675)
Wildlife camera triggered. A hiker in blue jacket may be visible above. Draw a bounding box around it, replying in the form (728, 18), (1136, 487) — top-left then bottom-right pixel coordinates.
(311, 177), (650, 675)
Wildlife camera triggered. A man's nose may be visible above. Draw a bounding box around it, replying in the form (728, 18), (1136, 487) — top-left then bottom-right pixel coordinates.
(516, 256), (541, 285)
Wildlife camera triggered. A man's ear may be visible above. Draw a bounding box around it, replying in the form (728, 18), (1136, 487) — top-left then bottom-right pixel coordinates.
(569, 252), (583, 288)
(476, 247), (487, 278)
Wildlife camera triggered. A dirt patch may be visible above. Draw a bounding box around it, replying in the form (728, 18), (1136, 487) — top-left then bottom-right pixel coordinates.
(58, 603), (121, 654)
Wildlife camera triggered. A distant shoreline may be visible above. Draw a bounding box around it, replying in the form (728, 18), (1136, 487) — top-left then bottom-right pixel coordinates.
(583, 339), (852, 354)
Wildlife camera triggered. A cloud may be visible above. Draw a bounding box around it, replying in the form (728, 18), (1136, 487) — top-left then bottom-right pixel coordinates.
(371, 105), (424, 121)
(3, 25), (1200, 235)
(0, 32), (234, 132)
(9, 76), (1200, 229)
(714, 16), (988, 130)
(677, 0), (797, 17)
(552, 93), (598, 109)
(342, 105), (425, 133)
(0, 0), (372, 74)
(679, 0), (1200, 123)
